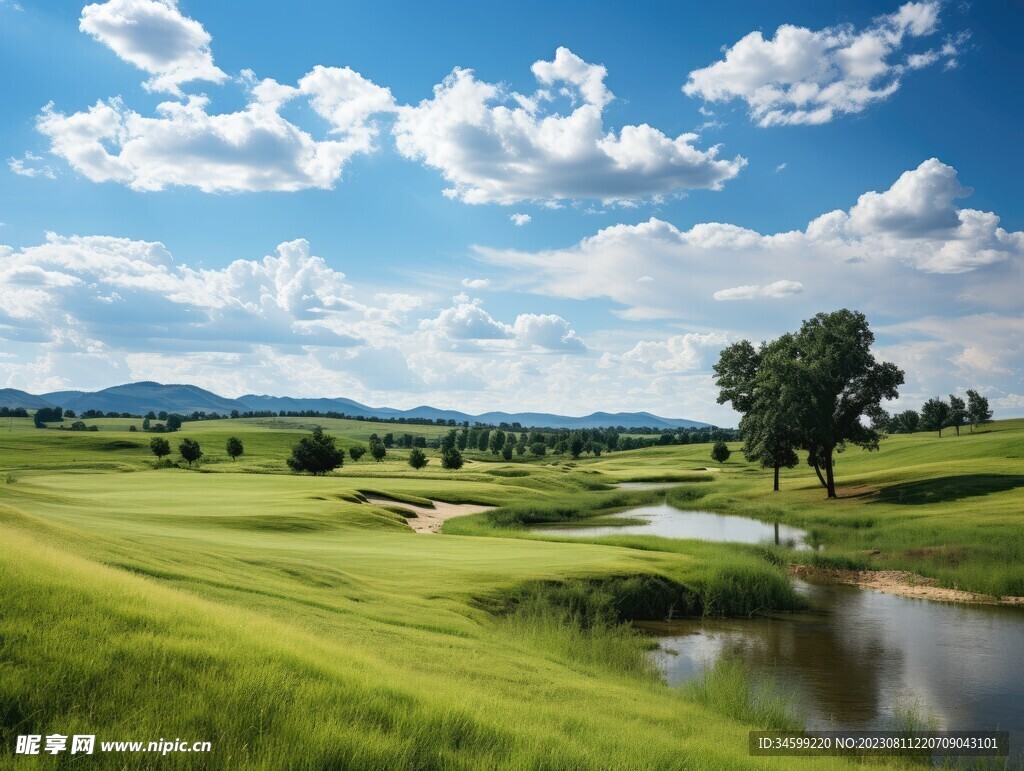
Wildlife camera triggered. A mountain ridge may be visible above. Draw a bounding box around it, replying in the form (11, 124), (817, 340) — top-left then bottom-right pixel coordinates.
(5, 381), (714, 429)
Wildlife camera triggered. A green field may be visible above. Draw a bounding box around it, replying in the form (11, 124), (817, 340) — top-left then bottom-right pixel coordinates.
(2, 417), (1022, 767)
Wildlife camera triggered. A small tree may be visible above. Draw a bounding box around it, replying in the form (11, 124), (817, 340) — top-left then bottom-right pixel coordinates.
(142, 417), (151, 430)
(179, 438), (203, 467)
(569, 436), (584, 459)
(150, 437), (171, 460)
(529, 442), (546, 456)
(166, 414), (183, 432)
(349, 445), (367, 462)
(966, 389), (992, 432)
(287, 428), (344, 475)
(370, 440), (387, 463)
(947, 395), (967, 437)
(501, 434), (515, 461)
(711, 441), (731, 465)
(408, 448), (428, 470)
(920, 397), (951, 437)
(226, 436), (244, 461)
(489, 429), (505, 455)
(440, 447), (464, 470)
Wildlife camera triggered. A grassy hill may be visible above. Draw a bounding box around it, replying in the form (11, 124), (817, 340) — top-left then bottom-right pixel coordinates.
(2, 417), (1021, 767)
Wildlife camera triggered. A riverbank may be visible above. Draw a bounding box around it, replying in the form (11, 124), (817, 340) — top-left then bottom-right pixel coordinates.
(790, 564), (1024, 606)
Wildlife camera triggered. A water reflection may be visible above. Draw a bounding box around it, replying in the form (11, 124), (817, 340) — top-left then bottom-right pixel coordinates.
(644, 581), (1024, 749)
(533, 504), (810, 549)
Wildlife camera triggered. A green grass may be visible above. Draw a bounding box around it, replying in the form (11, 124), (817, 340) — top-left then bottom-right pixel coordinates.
(2, 416), (1022, 767)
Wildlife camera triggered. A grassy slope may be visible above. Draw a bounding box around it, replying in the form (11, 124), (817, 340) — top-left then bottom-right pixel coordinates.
(578, 418), (1024, 596)
(0, 464), (831, 768)
(3, 418), (1022, 767)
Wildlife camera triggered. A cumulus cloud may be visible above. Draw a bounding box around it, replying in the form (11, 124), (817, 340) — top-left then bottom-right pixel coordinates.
(420, 294), (586, 353)
(0, 234), (388, 351)
(510, 213), (532, 226)
(475, 159), (1024, 320)
(684, 2), (960, 126)
(461, 278), (491, 289)
(614, 332), (729, 375)
(38, 62), (396, 193)
(79, 0), (226, 95)
(36, 1), (396, 193)
(394, 47), (745, 204)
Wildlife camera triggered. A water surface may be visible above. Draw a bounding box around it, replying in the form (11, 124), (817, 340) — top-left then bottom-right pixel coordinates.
(534, 504), (810, 548)
(645, 580), (1024, 751)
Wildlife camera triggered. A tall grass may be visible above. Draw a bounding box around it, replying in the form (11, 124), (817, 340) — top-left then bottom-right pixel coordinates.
(684, 657), (801, 731)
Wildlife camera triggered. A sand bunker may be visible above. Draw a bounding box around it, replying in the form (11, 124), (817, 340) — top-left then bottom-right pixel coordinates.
(363, 495), (494, 534)
(791, 565), (1024, 606)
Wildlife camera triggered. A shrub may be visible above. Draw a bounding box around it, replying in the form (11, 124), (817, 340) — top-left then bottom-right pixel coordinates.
(408, 448), (428, 470)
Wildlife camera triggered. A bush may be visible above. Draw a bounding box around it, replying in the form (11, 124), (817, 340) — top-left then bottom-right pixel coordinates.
(440, 447), (464, 470)
(408, 448), (428, 470)
(711, 441), (731, 464)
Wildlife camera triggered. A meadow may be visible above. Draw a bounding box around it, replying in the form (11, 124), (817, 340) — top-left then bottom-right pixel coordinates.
(2, 415), (1022, 768)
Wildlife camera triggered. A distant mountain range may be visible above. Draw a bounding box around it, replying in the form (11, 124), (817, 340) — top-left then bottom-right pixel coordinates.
(0, 381), (712, 430)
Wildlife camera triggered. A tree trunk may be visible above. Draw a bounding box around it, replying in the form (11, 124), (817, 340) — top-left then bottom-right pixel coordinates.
(812, 463), (827, 489)
(774, 521), (780, 545)
(823, 447), (837, 499)
(773, 465), (780, 492)
(938, 427), (942, 438)
(955, 425), (960, 436)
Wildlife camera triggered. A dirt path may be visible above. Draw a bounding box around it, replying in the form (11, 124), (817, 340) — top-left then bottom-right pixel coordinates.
(363, 495), (494, 534)
(790, 565), (1024, 606)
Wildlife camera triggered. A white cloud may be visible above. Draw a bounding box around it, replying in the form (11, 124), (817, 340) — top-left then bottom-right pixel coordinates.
(615, 332), (729, 375)
(475, 159), (1024, 320)
(8, 152), (58, 179)
(37, 64), (395, 193)
(79, 0), (226, 95)
(394, 47), (745, 204)
(775, 162), (787, 173)
(0, 234), (399, 352)
(510, 213), (532, 226)
(38, 2), (396, 193)
(461, 278), (490, 289)
(684, 2), (959, 126)
(714, 280), (804, 301)
(419, 295), (586, 353)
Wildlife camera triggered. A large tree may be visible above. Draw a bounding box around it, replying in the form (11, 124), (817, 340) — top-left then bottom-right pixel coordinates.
(965, 389), (992, 432)
(715, 310), (903, 499)
(287, 427), (344, 475)
(947, 394), (967, 437)
(920, 397), (951, 438)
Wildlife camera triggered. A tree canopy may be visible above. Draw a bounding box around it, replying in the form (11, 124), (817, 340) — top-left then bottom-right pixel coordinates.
(715, 309), (904, 498)
(287, 428), (344, 475)
(225, 436), (244, 461)
(179, 438), (203, 468)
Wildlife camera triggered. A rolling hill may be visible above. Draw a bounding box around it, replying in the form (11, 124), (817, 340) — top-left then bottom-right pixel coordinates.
(3, 381), (713, 429)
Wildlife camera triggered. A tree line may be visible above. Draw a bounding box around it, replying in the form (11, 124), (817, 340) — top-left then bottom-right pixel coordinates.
(871, 391), (991, 437)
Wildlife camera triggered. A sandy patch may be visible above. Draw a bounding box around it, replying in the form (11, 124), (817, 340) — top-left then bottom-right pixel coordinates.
(790, 565), (1024, 606)
(363, 495), (494, 534)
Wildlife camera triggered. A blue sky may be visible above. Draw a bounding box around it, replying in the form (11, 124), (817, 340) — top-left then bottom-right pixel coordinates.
(0, 0), (1021, 423)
